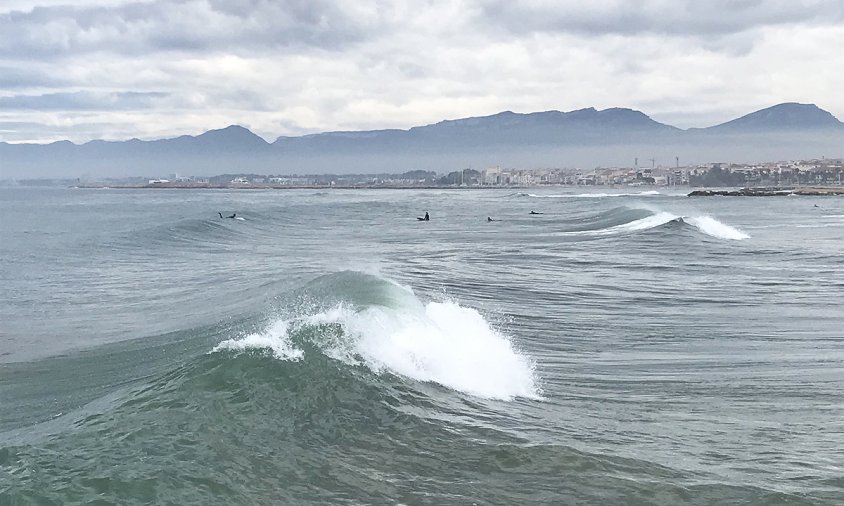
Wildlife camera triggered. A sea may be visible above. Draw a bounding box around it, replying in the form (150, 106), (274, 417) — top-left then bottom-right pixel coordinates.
(1, 186), (843, 505)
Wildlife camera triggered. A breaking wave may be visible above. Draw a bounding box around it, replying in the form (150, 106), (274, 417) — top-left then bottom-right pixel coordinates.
(213, 272), (540, 401)
(560, 207), (750, 240)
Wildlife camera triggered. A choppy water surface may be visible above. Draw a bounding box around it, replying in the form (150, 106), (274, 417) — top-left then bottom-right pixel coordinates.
(1, 187), (843, 504)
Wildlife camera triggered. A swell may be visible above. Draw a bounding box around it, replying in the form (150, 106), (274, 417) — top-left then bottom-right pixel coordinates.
(2, 269), (836, 505)
(107, 208), (296, 254)
(1, 272), (539, 438)
(104, 217), (248, 255)
(2, 361), (823, 506)
(0, 272), (546, 505)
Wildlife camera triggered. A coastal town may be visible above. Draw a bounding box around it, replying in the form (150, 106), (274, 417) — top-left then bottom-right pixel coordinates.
(9, 157), (844, 190)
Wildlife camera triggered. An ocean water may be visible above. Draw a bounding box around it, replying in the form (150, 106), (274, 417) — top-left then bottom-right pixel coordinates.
(1, 186), (843, 505)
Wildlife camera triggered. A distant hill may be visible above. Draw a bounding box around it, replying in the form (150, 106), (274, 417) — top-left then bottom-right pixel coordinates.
(273, 108), (680, 151)
(192, 125), (271, 149)
(1, 104), (843, 179)
(702, 103), (844, 132)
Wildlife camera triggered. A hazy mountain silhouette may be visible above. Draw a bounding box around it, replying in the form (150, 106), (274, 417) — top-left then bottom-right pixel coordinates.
(2, 104), (843, 179)
(272, 108), (680, 152)
(701, 103), (843, 132)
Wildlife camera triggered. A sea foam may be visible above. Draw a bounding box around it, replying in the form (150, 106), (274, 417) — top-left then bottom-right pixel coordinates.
(212, 319), (303, 361)
(684, 216), (750, 240)
(213, 299), (540, 401)
(313, 301), (539, 400)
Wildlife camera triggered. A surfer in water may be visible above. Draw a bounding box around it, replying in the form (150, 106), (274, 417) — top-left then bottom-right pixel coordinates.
(417, 212), (429, 221)
(219, 212), (237, 219)
(529, 210), (543, 215)
(487, 217), (494, 222)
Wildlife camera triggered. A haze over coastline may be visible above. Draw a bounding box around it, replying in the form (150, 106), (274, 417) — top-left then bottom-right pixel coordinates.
(3, 102), (844, 179)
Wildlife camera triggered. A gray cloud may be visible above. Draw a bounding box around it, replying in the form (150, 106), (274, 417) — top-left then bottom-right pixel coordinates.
(0, 0), (385, 58)
(0, 0), (842, 143)
(0, 91), (168, 110)
(477, 0), (844, 37)
(0, 118), (189, 145)
(0, 65), (69, 89)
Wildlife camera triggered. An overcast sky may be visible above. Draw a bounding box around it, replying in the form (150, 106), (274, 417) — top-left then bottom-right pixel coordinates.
(1, 0), (843, 143)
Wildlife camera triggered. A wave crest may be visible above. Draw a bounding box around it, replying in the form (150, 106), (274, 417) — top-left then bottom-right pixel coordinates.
(563, 208), (750, 240)
(212, 319), (303, 361)
(683, 216), (750, 240)
(212, 274), (540, 401)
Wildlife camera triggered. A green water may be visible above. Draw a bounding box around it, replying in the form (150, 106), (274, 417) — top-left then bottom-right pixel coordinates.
(2, 187), (843, 504)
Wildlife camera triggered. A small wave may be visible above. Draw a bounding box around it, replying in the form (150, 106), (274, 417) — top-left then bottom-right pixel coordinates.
(212, 274), (539, 401)
(614, 213), (749, 240)
(522, 190), (662, 198)
(608, 211), (680, 232)
(567, 209), (749, 240)
(112, 217), (245, 252)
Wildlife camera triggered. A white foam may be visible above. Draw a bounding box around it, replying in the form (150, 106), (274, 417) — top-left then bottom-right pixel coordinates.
(214, 299), (540, 401)
(559, 212), (676, 237)
(685, 216), (750, 240)
(341, 301), (539, 400)
(212, 319), (303, 360)
(794, 223), (841, 228)
(613, 211), (678, 232)
(528, 190), (661, 198)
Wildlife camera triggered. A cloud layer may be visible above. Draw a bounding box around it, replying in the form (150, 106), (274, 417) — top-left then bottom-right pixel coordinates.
(1, 0), (843, 143)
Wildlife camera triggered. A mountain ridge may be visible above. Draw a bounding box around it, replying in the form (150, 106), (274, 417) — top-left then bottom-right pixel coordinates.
(3, 103), (840, 148)
(2, 103), (842, 179)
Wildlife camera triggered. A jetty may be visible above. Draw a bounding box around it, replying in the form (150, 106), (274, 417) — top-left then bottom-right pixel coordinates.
(688, 187), (844, 197)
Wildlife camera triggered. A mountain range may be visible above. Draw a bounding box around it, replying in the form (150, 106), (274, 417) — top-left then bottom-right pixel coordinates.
(2, 103), (843, 179)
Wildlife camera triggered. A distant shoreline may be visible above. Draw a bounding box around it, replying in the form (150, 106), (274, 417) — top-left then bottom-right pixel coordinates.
(62, 182), (844, 195)
(69, 183), (484, 190)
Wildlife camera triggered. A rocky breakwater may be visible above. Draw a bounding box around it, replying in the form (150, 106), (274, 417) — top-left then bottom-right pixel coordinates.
(689, 187), (844, 197)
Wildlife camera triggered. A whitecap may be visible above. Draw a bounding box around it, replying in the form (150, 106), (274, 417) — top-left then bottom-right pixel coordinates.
(211, 319), (303, 360)
(212, 297), (540, 401)
(684, 216), (750, 240)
